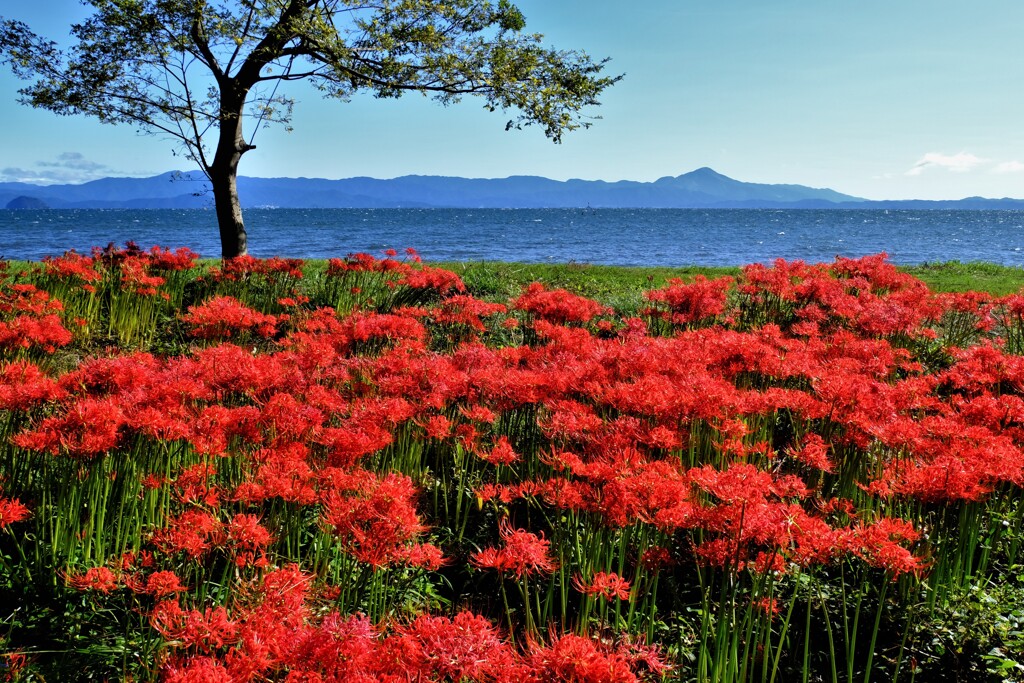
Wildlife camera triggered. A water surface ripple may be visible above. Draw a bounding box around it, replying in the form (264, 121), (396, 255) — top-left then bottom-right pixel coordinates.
(2, 208), (1022, 266)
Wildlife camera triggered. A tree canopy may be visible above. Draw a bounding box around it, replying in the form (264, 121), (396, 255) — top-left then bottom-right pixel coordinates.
(0, 0), (621, 256)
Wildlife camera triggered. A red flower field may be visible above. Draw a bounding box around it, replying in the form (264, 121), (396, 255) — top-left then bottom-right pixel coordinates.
(1, 246), (1023, 682)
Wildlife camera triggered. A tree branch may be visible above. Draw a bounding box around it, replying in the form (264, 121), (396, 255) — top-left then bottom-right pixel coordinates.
(190, 11), (223, 80)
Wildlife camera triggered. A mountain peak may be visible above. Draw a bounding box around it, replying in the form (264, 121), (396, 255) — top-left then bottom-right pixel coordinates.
(685, 166), (730, 179)
(652, 167), (737, 185)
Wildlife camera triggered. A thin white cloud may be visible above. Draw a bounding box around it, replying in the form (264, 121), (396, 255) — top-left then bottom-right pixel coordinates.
(0, 152), (151, 184)
(993, 160), (1024, 174)
(906, 152), (988, 176)
(0, 166), (95, 184)
(37, 152), (108, 173)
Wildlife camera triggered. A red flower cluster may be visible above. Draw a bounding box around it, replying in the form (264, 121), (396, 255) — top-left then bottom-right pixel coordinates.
(644, 274), (734, 327)
(574, 571), (632, 601)
(183, 296), (280, 339)
(0, 497), (30, 528)
(472, 519), (558, 579)
(153, 565), (667, 683)
(205, 255), (305, 283)
(320, 469), (432, 568)
(513, 282), (611, 324)
(0, 279), (72, 352)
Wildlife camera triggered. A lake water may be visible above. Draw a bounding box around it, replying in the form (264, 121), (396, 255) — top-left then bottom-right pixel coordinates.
(1, 208), (1023, 266)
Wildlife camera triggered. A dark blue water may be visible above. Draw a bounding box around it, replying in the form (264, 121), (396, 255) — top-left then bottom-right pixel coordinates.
(2, 208), (1023, 266)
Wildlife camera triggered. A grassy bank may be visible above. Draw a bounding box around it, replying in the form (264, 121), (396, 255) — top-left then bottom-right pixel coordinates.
(317, 259), (1024, 307)
(10, 257), (1022, 304)
(901, 260), (1024, 296)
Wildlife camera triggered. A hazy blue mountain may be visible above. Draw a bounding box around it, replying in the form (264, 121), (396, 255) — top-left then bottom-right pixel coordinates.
(2, 167), (1022, 209)
(5, 195), (50, 209)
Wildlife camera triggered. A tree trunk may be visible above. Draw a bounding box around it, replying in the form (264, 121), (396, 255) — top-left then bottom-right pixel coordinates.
(210, 85), (252, 259)
(210, 167), (247, 258)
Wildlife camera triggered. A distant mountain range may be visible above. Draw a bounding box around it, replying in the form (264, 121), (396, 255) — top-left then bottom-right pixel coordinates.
(4, 167), (1024, 210)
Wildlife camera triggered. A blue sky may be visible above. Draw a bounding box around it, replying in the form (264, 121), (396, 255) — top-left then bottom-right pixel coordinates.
(1, 1), (1023, 200)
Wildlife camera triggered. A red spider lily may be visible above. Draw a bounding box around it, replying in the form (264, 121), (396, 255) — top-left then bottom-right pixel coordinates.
(57, 350), (164, 395)
(513, 282), (611, 324)
(739, 258), (824, 303)
(150, 601), (240, 654)
(0, 314), (73, 353)
(472, 519), (558, 579)
(188, 405), (263, 456)
(249, 565), (313, 630)
(225, 514), (273, 567)
(152, 569), (310, 679)
(11, 396), (125, 457)
(147, 245), (200, 272)
(546, 450), (696, 529)
(395, 264), (467, 295)
(642, 423), (683, 450)
(182, 296), (279, 339)
(477, 480), (549, 506)
(327, 252), (405, 275)
(160, 656), (232, 683)
(173, 463), (221, 507)
(203, 255), (305, 283)
(788, 433), (834, 473)
(639, 547), (674, 571)
(398, 542), (448, 570)
(525, 632), (669, 683)
(259, 392), (325, 445)
(319, 469), (427, 567)
(284, 612), (379, 680)
(644, 274), (734, 326)
(689, 463), (779, 506)
(11, 246), (1024, 682)
(478, 435), (521, 465)
(938, 343), (1024, 393)
(454, 422), (481, 450)
(92, 241), (147, 266)
(118, 255), (167, 296)
(349, 396), (418, 427)
(786, 511), (848, 567)
(429, 294), (507, 332)
(0, 282), (64, 316)
(378, 611), (514, 681)
(830, 253), (920, 294)
(215, 567), (314, 677)
(539, 400), (606, 444)
(0, 649), (28, 682)
(0, 360), (65, 411)
(461, 404), (498, 424)
(849, 517), (925, 577)
(276, 294), (305, 308)
(153, 510), (224, 559)
(345, 311), (428, 347)
(318, 422), (396, 468)
(183, 343), (293, 400)
(418, 413), (453, 440)
(141, 570), (187, 598)
(752, 597), (780, 617)
(66, 566), (119, 593)
(39, 251), (102, 284)
(238, 442), (317, 505)
(117, 549), (155, 571)
(573, 571), (632, 602)
(0, 497), (30, 528)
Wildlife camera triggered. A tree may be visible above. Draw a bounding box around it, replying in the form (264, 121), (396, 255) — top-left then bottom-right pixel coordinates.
(0, 1), (620, 258)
